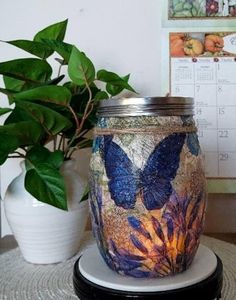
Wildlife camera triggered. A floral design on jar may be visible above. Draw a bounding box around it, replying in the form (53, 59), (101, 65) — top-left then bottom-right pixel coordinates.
(89, 97), (207, 278)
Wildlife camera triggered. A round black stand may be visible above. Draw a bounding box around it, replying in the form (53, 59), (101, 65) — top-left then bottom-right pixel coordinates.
(73, 245), (223, 300)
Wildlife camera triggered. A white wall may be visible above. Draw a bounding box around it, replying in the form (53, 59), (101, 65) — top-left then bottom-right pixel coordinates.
(0, 0), (163, 236)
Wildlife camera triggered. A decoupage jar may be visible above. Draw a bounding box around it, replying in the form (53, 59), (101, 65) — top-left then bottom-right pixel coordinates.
(89, 97), (207, 278)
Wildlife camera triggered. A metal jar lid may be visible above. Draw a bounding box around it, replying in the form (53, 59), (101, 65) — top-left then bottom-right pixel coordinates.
(97, 97), (194, 117)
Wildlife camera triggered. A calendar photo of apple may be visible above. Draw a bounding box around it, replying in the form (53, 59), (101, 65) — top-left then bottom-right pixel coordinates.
(169, 0), (236, 18)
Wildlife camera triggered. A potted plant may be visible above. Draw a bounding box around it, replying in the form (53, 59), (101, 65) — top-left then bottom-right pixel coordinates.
(0, 19), (135, 263)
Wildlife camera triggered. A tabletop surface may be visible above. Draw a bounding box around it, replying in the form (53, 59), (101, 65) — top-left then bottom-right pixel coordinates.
(0, 232), (236, 300)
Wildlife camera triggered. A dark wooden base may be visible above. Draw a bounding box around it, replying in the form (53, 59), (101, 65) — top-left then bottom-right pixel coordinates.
(73, 254), (223, 300)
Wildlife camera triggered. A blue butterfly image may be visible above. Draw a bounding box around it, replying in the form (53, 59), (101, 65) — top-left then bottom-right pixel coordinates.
(103, 133), (186, 210)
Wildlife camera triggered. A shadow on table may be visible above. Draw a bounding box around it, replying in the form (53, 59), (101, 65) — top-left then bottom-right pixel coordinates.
(0, 235), (18, 254)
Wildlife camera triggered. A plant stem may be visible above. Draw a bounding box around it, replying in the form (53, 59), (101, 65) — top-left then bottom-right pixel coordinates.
(64, 80), (94, 158)
(15, 150), (26, 155)
(76, 80), (93, 134)
(66, 129), (90, 159)
(62, 136), (66, 153)
(57, 60), (64, 77)
(68, 105), (80, 129)
(78, 86), (87, 94)
(67, 146), (77, 159)
(53, 136), (57, 151)
(76, 129), (89, 139)
(8, 151), (26, 159)
(58, 134), (64, 151)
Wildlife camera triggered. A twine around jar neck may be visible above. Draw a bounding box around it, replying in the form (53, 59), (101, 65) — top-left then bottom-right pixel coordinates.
(94, 124), (197, 136)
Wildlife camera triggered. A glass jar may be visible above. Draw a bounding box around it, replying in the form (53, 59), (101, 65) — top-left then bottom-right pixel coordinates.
(89, 97), (207, 278)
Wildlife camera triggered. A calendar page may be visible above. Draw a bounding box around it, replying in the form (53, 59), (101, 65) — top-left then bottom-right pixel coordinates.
(170, 32), (236, 179)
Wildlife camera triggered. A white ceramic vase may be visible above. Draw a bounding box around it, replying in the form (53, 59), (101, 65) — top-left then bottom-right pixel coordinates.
(4, 160), (89, 264)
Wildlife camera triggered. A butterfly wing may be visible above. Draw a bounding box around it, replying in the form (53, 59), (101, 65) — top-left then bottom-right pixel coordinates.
(186, 133), (200, 156)
(140, 174), (172, 210)
(92, 136), (103, 153)
(141, 133), (186, 210)
(103, 135), (137, 209)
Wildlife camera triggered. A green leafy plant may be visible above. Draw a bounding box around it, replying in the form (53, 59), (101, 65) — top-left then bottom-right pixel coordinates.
(0, 19), (136, 210)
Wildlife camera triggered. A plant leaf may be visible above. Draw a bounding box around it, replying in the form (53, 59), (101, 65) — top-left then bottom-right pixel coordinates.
(0, 107), (12, 116)
(4, 106), (35, 124)
(47, 75), (65, 85)
(130, 234), (148, 254)
(25, 163), (67, 210)
(49, 150), (65, 168)
(26, 146), (51, 167)
(167, 218), (174, 243)
(0, 134), (19, 164)
(94, 91), (109, 101)
(6, 40), (52, 59)
(3, 76), (25, 92)
(127, 216), (151, 239)
(97, 69), (136, 93)
(0, 121), (43, 149)
(42, 39), (73, 63)
(3, 76), (36, 103)
(63, 81), (79, 94)
(0, 58), (52, 83)
(151, 216), (165, 243)
(15, 101), (72, 135)
(3, 76), (35, 104)
(34, 19), (68, 43)
(2, 75), (65, 105)
(13, 85), (71, 106)
(106, 74), (130, 96)
(0, 87), (16, 107)
(188, 192), (202, 229)
(80, 184), (89, 202)
(26, 146), (64, 169)
(0, 87), (15, 97)
(68, 46), (95, 86)
(25, 146), (66, 211)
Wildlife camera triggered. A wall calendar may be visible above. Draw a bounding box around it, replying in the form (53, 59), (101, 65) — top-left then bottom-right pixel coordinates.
(170, 32), (236, 179)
